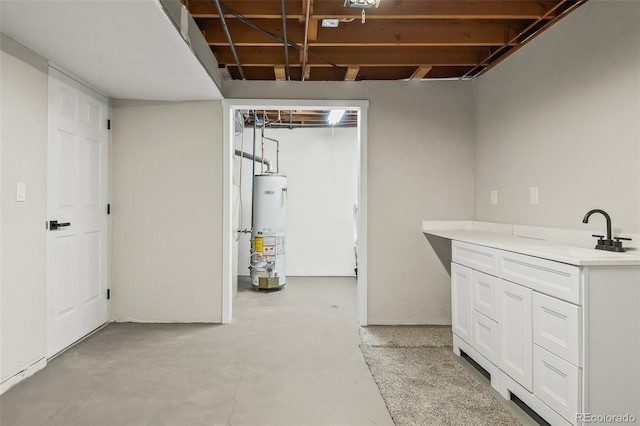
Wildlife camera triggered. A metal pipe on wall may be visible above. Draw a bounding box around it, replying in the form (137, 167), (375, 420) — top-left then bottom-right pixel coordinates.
(234, 149), (274, 174)
(261, 134), (281, 174)
(263, 122), (353, 129)
(251, 114), (257, 227)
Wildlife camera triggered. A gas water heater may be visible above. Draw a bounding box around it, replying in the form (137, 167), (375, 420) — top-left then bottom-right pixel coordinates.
(250, 174), (287, 290)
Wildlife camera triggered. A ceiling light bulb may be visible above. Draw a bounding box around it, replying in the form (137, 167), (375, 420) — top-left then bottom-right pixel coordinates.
(327, 109), (346, 125)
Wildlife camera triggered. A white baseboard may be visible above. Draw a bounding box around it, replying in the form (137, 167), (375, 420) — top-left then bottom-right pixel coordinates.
(0, 357), (47, 395)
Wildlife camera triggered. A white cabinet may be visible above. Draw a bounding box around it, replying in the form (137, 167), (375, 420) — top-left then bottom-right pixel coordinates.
(498, 279), (533, 392)
(441, 235), (640, 426)
(452, 250), (501, 391)
(449, 240), (640, 426)
(451, 263), (472, 344)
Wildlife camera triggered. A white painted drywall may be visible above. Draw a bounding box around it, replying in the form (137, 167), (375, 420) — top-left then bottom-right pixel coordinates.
(0, 34), (48, 385)
(110, 100), (223, 322)
(473, 0), (640, 234)
(225, 82), (475, 324)
(235, 126), (358, 277)
(0, 0), (223, 100)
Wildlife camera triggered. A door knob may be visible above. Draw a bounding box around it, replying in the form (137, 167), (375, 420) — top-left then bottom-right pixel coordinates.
(49, 220), (71, 230)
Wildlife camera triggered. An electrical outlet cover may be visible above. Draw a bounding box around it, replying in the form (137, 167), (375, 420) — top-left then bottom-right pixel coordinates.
(530, 186), (539, 204)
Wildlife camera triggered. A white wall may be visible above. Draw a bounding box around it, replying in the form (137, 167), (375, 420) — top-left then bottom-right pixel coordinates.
(473, 0), (640, 234)
(235, 126), (358, 277)
(0, 34), (48, 386)
(110, 100), (223, 322)
(225, 81), (475, 324)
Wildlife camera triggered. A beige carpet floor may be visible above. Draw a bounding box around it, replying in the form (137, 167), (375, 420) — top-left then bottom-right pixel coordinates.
(359, 326), (521, 426)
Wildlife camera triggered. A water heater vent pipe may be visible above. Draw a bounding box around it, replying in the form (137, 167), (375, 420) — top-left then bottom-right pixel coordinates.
(235, 149), (275, 174)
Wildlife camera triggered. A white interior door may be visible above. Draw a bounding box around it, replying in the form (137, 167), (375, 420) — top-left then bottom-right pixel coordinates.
(47, 67), (108, 357)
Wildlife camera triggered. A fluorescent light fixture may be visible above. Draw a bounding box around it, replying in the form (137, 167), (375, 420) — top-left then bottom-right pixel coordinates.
(344, 0), (381, 8)
(327, 109), (346, 125)
(321, 19), (340, 28)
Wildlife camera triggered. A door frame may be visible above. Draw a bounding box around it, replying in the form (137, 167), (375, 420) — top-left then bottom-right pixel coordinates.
(221, 99), (369, 325)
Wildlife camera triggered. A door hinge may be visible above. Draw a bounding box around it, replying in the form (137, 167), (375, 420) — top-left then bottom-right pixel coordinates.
(107, 289), (111, 300)
(107, 204), (111, 215)
(107, 119), (111, 130)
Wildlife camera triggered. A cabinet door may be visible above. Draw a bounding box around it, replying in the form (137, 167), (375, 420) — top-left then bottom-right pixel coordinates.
(472, 270), (498, 321)
(498, 279), (533, 391)
(472, 310), (498, 364)
(451, 263), (473, 344)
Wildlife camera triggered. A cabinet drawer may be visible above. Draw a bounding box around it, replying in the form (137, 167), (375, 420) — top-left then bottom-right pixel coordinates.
(497, 250), (580, 304)
(472, 310), (498, 364)
(534, 345), (581, 424)
(452, 241), (498, 275)
(533, 293), (581, 366)
(472, 271), (498, 321)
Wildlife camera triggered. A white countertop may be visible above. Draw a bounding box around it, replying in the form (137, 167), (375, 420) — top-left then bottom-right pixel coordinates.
(423, 225), (640, 266)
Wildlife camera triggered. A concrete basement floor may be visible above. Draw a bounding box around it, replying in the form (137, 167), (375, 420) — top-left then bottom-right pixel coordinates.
(0, 277), (394, 426)
(1, 277), (542, 426)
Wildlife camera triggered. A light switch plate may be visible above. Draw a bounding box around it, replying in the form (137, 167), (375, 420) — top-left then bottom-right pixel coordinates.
(16, 182), (26, 202)
(530, 186), (539, 205)
(490, 190), (498, 206)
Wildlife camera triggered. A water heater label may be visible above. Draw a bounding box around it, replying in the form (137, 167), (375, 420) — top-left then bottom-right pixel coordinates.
(263, 245), (276, 254)
(254, 237), (263, 252)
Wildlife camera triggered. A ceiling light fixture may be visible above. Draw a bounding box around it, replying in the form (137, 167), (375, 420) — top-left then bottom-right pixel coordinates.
(327, 110), (346, 125)
(344, 0), (380, 24)
(344, 0), (381, 8)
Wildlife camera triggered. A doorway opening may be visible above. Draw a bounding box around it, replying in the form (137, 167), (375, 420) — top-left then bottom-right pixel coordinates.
(221, 99), (369, 325)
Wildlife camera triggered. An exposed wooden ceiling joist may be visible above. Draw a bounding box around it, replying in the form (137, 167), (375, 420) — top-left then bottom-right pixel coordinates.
(344, 65), (359, 81)
(197, 18), (523, 47)
(242, 109), (358, 128)
(213, 46), (490, 66)
(273, 64), (287, 80)
(188, 1), (562, 20)
(409, 65), (433, 80)
(188, 0), (587, 81)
